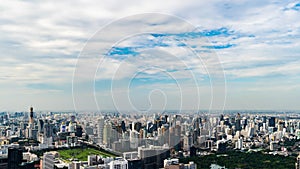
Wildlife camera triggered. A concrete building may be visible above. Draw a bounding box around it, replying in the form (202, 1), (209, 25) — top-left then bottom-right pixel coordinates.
(42, 152), (54, 169)
(108, 158), (128, 169)
(98, 117), (104, 145)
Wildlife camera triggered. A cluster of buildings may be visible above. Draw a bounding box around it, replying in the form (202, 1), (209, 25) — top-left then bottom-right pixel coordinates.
(1, 108), (300, 168)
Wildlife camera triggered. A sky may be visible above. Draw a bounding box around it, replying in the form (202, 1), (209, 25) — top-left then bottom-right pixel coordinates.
(1, 0), (300, 112)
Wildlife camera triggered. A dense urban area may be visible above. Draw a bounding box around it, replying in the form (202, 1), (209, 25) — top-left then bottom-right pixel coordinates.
(1, 107), (300, 169)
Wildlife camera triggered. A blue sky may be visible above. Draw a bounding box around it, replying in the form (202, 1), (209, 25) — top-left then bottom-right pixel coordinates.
(0, 0), (300, 111)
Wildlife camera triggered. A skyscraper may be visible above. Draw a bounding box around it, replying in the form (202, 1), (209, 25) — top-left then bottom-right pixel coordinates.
(269, 117), (276, 127)
(38, 119), (44, 134)
(103, 122), (112, 146)
(8, 147), (23, 169)
(98, 117), (104, 145)
(29, 106), (34, 124)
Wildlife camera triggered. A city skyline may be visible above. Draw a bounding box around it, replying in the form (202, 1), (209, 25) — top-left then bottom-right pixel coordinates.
(1, 0), (300, 111)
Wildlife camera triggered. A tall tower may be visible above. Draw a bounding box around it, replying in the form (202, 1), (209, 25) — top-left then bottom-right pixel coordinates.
(98, 117), (104, 145)
(30, 106), (34, 124)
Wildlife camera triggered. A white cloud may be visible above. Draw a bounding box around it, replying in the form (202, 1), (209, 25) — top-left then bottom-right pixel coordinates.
(1, 0), (300, 110)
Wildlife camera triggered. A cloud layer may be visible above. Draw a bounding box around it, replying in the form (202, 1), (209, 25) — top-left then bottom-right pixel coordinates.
(1, 0), (300, 111)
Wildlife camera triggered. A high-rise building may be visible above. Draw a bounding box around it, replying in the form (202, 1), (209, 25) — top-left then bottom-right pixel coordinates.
(38, 119), (44, 134)
(43, 120), (53, 138)
(183, 132), (192, 151)
(75, 125), (83, 137)
(29, 107), (34, 124)
(8, 147), (23, 169)
(98, 117), (104, 145)
(103, 122), (112, 146)
(138, 145), (170, 169)
(130, 130), (139, 149)
(42, 152), (54, 169)
(235, 113), (242, 132)
(269, 117), (276, 127)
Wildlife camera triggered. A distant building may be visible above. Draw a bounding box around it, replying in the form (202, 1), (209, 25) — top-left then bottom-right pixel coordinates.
(75, 125), (83, 137)
(97, 117), (104, 145)
(183, 132), (192, 151)
(235, 137), (243, 150)
(216, 140), (227, 152)
(269, 117), (276, 127)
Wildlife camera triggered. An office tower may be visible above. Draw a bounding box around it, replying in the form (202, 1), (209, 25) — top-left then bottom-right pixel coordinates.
(190, 146), (197, 157)
(8, 147), (23, 169)
(262, 116), (267, 123)
(75, 125), (83, 137)
(42, 152), (54, 169)
(134, 122), (142, 132)
(60, 123), (66, 132)
(38, 119), (44, 134)
(68, 122), (75, 132)
(71, 115), (76, 123)
(85, 126), (94, 135)
(121, 120), (126, 132)
(130, 130), (139, 149)
(98, 117), (104, 144)
(169, 126), (175, 148)
(29, 107), (34, 124)
(103, 122), (112, 146)
(138, 145), (170, 169)
(30, 129), (38, 140)
(44, 121), (53, 138)
(269, 117), (276, 127)
(248, 126), (255, 138)
(147, 121), (154, 133)
(183, 132), (192, 151)
(216, 140), (227, 152)
(235, 113), (242, 132)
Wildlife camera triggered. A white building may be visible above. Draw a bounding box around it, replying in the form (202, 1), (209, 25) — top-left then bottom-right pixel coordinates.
(183, 132), (192, 151)
(164, 158), (179, 167)
(98, 117), (105, 145)
(235, 137), (243, 149)
(43, 152), (54, 169)
(103, 122), (112, 146)
(129, 130), (139, 149)
(108, 158), (128, 169)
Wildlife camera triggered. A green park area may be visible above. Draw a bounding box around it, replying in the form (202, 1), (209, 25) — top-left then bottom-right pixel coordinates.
(180, 151), (296, 169)
(57, 148), (117, 162)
